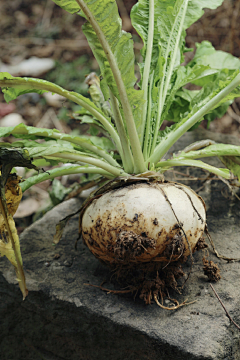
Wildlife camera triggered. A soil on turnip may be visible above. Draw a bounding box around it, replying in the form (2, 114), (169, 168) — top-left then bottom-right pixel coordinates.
(194, 236), (208, 251)
(162, 227), (186, 262)
(112, 230), (156, 261)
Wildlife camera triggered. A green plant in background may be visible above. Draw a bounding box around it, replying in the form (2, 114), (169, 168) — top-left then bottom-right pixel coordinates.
(0, 0), (240, 299)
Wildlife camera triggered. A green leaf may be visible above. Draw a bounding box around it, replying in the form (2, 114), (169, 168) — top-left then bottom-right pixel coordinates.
(188, 71), (240, 116)
(49, 179), (72, 206)
(190, 41), (240, 70)
(51, 0), (81, 13)
(166, 70), (240, 123)
(166, 91), (231, 125)
(149, 72), (240, 164)
(71, 0), (145, 173)
(131, 0), (224, 154)
(219, 156), (240, 181)
(80, 0), (144, 135)
(0, 123), (119, 166)
(0, 73), (122, 154)
(176, 144), (240, 160)
(89, 136), (115, 151)
(53, 0), (144, 136)
(131, 0), (224, 77)
(187, 41), (240, 86)
(0, 72), (47, 102)
(163, 64), (216, 121)
(0, 139), (96, 159)
(0, 123), (59, 139)
(167, 143), (240, 181)
(151, 39), (240, 131)
(181, 72), (240, 125)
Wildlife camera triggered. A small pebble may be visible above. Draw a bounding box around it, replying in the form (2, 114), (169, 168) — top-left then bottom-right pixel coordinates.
(63, 260), (72, 267)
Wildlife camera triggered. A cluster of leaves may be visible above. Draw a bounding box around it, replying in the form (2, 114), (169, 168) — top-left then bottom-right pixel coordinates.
(0, 0), (240, 180)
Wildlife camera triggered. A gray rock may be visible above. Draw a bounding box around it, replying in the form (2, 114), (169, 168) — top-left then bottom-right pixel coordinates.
(1, 129), (240, 360)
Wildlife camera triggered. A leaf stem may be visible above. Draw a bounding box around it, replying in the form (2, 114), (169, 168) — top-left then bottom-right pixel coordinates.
(50, 132), (119, 166)
(140, 0), (154, 146)
(44, 152), (128, 177)
(143, 73), (154, 159)
(156, 159), (230, 179)
(149, 73), (240, 164)
(175, 144), (240, 159)
(20, 165), (114, 192)
(76, 0), (146, 174)
(109, 90), (134, 173)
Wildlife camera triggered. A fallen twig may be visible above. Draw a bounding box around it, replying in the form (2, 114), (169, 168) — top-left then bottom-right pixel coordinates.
(210, 283), (240, 332)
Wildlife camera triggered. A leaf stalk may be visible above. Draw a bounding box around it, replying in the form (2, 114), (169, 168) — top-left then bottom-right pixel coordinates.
(109, 90), (134, 173)
(75, 0), (146, 173)
(44, 152), (129, 177)
(20, 165), (114, 192)
(140, 0), (154, 146)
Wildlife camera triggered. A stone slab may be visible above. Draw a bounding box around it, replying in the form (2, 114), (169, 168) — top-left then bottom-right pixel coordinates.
(1, 128), (240, 360)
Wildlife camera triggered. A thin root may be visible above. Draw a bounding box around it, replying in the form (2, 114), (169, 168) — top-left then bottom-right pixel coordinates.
(210, 283), (240, 331)
(205, 224), (240, 262)
(154, 294), (196, 310)
(85, 283), (137, 294)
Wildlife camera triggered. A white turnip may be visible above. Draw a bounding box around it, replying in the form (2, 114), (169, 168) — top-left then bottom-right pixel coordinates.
(81, 180), (206, 266)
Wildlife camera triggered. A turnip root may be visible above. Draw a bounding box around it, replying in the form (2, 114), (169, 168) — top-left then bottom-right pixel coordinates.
(81, 180), (206, 266)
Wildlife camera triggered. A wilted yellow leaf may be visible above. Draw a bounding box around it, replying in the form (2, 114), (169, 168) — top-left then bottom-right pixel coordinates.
(0, 174), (22, 231)
(0, 173), (28, 299)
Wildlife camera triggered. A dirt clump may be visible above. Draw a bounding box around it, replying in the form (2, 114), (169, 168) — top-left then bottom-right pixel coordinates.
(202, 257), (221, 282)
